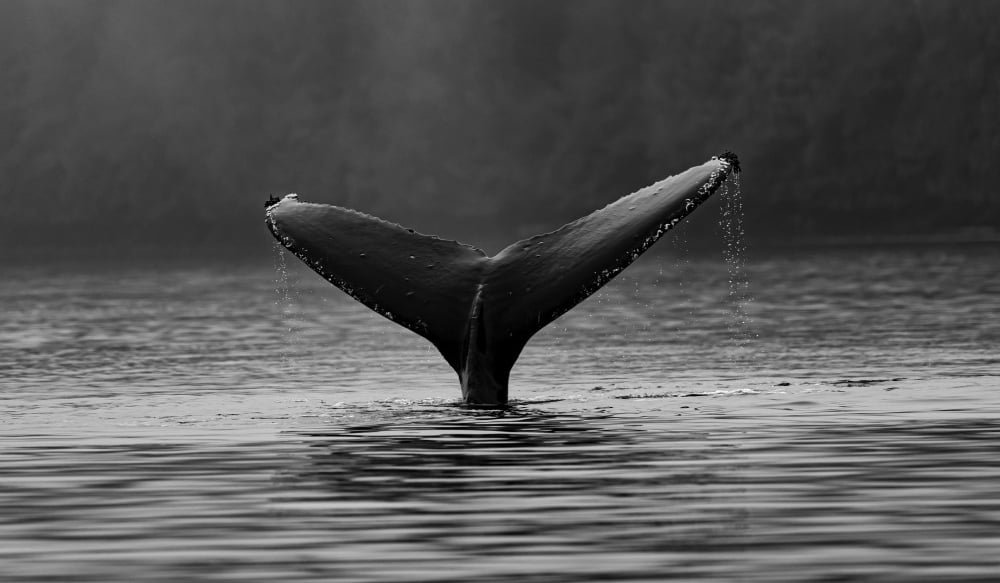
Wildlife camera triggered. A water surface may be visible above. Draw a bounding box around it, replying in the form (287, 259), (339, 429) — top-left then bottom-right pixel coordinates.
(2, 244), (999, 581)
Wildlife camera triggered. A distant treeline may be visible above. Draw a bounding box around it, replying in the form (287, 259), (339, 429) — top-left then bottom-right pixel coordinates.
(1, 0), (997, 256)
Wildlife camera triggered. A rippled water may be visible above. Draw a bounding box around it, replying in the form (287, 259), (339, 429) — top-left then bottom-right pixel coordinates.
(2, 243), (999, 581)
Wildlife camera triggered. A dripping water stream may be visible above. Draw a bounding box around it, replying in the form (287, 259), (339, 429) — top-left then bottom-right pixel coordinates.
(670, 204), (694, 334)
(273, 241), (298, 362)
(719, 171), (756, 348)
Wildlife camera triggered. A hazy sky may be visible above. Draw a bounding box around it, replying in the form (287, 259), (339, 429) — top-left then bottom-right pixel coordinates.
(1, 0), (997, 261)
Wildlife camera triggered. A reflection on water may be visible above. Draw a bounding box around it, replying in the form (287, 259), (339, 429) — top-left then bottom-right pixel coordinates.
(283, 409), (1000, 582)
(283, 408), (749, 582)
(2, 244), (1000, 581)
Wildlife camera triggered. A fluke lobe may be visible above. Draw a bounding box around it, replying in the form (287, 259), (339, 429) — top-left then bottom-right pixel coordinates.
(266, 153), (739, 405)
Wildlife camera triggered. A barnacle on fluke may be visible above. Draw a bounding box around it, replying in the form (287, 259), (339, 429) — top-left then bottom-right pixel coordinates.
(265, 154), (740, 405)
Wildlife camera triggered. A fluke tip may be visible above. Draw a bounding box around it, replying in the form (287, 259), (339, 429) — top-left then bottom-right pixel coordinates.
(716, 151), (741, 174)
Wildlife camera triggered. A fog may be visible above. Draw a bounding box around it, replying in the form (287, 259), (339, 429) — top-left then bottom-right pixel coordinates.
(1, 0), (997, 261)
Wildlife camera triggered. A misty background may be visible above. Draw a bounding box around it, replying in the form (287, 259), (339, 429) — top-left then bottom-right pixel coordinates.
(1, 0), (997, 262)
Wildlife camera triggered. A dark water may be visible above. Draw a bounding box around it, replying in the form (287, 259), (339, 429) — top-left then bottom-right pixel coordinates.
(2, 244), (999, 582)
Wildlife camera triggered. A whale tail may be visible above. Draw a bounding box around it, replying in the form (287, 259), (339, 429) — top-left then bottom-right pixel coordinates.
(266, 153), (739, 404)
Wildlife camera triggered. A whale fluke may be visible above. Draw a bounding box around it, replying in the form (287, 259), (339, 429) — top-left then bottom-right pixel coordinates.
(266, 153), (739, 404)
